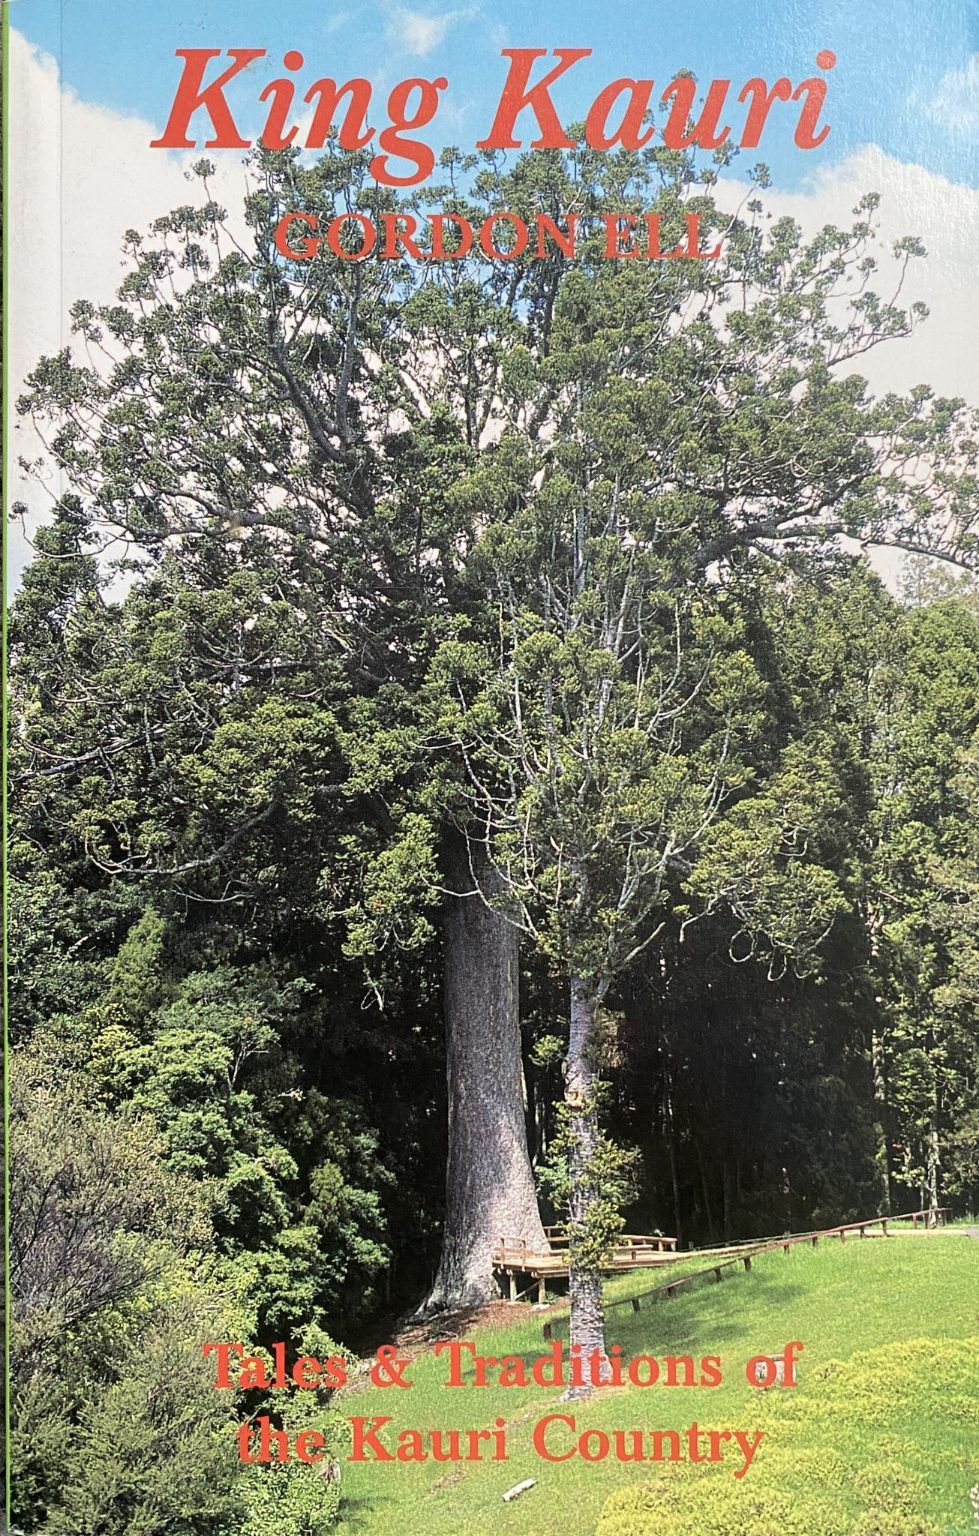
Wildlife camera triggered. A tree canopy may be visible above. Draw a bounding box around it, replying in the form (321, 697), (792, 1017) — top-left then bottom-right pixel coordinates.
(8, 140), (979, 1531)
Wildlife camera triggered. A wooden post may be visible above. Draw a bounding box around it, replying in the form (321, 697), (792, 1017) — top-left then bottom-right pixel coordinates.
(743, 1256), (751, 1271)
(811, 1236), (818, 1248)
(631, 1297), (641, 1313)
(714, 1267), (723, 1282)
(882, 1219), (888, 1236)
(509, 1273), (518, 1303)
(537, 1276), (546, 1305)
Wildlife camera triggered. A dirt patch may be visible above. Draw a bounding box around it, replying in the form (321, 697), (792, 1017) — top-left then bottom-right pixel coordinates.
(393, 1300), (554, 1356)
(341, 1299), (559, 1394)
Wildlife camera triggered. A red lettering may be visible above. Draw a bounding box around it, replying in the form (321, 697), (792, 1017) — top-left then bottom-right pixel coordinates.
(275, 212), (319, 260)
(793, 62), (833, 148)
(237, 1421), (260, 1463)
(533, 1412), (577, 1462)
(480, 213), (529, 260)
(430, 212), (474, 258)
(738, 76), (793, 148)
(304, 78), (373, 151)
(292, 1355), (322, 1388)
(202, 1341), (245, 1388)
(604, 213), (640, 259)
(322, 1354), (348, 1389)
(477, 48), (589, 149)
(700, 1354), (724, 1387)
(381, 214), (425, 260)
(259, 52), (305, 149)
(150, 49), (265, 149)
(534, 213), (578, 258)
(782, 1340), (804, 1386)
(348, 1416), (395, 1462)
(296, 1429), (326, 1462)
(585, 79), (655, 150)
(327, 213), (377, 260)
(257, 1416), (291, 1462)
(371, 77), (447, 186)
(661, 76), (731, 150)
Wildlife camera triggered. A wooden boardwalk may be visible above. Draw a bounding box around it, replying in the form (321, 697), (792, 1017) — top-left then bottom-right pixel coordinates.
(492, 1231), (678, 1302)
(528, 1206), (949, 1334)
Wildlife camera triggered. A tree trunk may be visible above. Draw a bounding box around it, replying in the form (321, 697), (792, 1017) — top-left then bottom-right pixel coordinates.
(697, 1140), (716, 1244)
(566, 975), (608, 1387)
(871, 1027), (891, 1214)
(722, 1156), (734, 1242)
(926, 1083), (941, 1223)
(420, 833), (547, 1314)
(663, 1058), (684, 1247)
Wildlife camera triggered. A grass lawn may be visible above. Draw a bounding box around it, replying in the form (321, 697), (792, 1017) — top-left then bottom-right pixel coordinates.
(336, 1234), (979, 1536)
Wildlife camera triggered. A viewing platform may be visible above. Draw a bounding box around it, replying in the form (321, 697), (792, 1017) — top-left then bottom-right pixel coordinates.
(492, 1207), (949, 1306)
(492, 1230), (678, 1301)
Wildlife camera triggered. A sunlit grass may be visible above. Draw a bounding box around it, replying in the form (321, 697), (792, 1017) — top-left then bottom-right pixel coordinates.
(337, 1235), (979, 1536)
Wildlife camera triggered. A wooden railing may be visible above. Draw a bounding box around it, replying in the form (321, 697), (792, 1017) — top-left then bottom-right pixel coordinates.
(539, 1207), (949, 1336)
(492, 1231), (677, 1271)
(491, 1230), (680, 1302)
(540, 1230), (678, 1256)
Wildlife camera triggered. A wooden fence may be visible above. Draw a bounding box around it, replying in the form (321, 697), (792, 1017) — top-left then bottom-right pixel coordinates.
(539, 1206), (949, 1336)
(492, 1230), (679, 1301)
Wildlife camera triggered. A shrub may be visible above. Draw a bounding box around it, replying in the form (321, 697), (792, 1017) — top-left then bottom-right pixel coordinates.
(853, 1466), (928, 1517)
(237, 1460), (342, 1536)
(596, 1474), (848, 1536)
(597, 1338), (979, 1536)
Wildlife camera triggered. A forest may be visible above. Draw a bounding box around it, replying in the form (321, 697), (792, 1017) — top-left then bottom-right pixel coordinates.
(7, 136), (979, 1535)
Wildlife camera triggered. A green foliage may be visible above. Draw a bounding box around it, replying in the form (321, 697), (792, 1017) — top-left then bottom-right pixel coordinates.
(9, 1044), (353, 1535)
(343, 1237), (979, 1536)
(597, 1476), (850, 1536)
(42, 1310), (241, 1536)
(539, 1085), (639, 1270)
(595, 1347), (970, 1536)
(865, 597), (979, 1209)
(597, 1472), (940, 1536)
(237, 1461), (341, 1536)
(9, 138), (979, 1535)
(9, 1047), (208, 1368)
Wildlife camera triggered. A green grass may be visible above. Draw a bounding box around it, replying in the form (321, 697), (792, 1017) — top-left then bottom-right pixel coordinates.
(336, 1235), (979, 1536)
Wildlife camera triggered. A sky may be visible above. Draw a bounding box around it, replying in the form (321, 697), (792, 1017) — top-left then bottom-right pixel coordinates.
(8, 0), (979, 188)
(6, 0), (979, 585)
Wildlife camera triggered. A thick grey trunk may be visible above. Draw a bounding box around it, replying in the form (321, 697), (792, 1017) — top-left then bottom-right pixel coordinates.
(420, 835), (547, 1314)
(566, 976), (609, 1388)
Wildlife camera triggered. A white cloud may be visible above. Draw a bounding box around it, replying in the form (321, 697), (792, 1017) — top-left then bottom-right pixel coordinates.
(718, 147), (979, 585)
(384, 5), (473, 59)
(919, 55), (979, 136)
(6, 29), (248, 585)
(718, 145), (979, 407)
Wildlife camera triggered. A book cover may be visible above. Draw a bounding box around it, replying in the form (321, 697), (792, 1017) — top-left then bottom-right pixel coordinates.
(4, 4), (979, 1534)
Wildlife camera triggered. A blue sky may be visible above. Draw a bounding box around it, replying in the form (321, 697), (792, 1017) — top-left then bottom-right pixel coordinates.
(10, 0), (979, 190)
